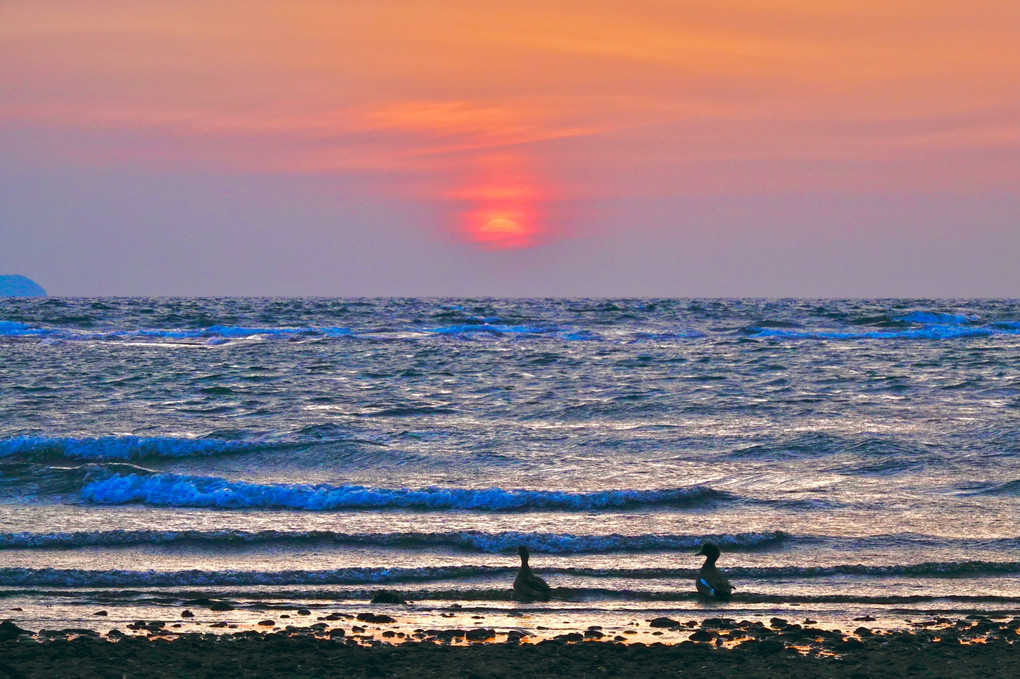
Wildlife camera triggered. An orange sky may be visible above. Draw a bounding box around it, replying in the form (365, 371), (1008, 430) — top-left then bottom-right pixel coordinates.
(1, 1), (1017, 272)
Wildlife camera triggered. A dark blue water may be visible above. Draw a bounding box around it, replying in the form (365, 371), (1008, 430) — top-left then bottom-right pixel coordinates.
(1, 298), (1018, 632)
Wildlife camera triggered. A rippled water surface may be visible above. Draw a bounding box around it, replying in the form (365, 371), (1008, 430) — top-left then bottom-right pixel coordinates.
(1, 298), (1018, 632)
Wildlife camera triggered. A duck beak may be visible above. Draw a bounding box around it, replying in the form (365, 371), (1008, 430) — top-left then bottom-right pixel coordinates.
(695, 547), (705, 556)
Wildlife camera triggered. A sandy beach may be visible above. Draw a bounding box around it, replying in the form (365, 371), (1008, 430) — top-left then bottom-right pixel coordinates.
(3, 613), (1019, 678)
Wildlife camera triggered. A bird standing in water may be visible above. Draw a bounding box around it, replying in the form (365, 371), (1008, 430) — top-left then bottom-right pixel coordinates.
(513, 545), (551, 602)
(695, 542), (733, 600)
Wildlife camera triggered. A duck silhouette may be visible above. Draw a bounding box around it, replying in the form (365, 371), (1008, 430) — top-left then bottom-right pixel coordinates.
(695, 542), (733, 600)
(512, 545), (551, 602)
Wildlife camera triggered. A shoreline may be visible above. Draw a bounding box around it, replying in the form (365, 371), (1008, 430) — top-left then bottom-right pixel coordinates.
(3, 614), (1018, 678)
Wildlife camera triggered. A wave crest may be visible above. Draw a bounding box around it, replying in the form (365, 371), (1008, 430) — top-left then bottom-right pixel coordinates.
(80, 474), (724, 512)
(0, 436), (254, 461)
(0, 529), (783, 553)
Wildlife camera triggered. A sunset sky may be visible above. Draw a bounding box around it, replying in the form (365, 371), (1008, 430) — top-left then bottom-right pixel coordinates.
(2, 1), (1017, 296)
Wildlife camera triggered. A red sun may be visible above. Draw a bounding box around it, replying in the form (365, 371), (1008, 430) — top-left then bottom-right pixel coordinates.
(454, 154), (548, 250)
(468, 211), (537, 249)
(460, 188), (543, 250)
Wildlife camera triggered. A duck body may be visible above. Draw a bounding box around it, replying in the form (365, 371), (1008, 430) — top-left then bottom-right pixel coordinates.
(695, 543), (733, 601)
(513, 546), (551, 602)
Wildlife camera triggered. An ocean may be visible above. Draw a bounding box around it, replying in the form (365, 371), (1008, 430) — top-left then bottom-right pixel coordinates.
(1, 297), (1018, 637)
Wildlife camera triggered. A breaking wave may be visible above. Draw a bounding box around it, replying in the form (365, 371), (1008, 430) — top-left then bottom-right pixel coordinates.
(80, 474), (726, 512)
(0, 436), (258, 461)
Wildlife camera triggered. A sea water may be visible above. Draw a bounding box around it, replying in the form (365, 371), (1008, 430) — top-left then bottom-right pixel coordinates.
(1, 298), (1018, 635)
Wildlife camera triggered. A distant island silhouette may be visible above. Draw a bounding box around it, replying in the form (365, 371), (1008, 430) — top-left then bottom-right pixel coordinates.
(0, 275), (46, 297)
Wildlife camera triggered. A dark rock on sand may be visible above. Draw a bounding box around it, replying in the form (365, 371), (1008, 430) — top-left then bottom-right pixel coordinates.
(0, 620), (33, 641)
(701, 618), (735, 629)
(559, 633), (586, 643)
(357, 613), (396, 624)
(297, 608), (311, 616)
(209, 601), (234, 612)
(746, 638), (785, 655)
(466, 628), (495, 642)
(93, 611), (107, 617)
(181, 610), (194, 618)
(258, 620), (275, 627)
(649, 617), (681, 628)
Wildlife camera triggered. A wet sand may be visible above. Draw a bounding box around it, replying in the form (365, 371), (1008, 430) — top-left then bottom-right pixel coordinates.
(2, 614), (1018, 678)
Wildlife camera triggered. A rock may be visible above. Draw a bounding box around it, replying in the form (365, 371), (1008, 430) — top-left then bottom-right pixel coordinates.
(466, 628), (495, 641)
(689, 629), (715, 642)
(93, 611), (108, 616)
(181, 610), (194, 618)
(62, 628), (99, 637)
(257, 620), (275, 627)
(553, 632), (584, 643)
(209, 601), (234, 612)
(750, 639), (785, 655)
(769, 617), (788, 629)
(0, 620), (33, 641)
(370, 590), (407, 604)
(648, 617), (681, 628)
(584, 629), (604, 639)
(297, 609), (311, 616)
(356, 613), (395, 624)
(0, 275), (46, 297)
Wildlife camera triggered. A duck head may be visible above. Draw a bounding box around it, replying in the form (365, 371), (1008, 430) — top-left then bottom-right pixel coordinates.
(696, 542), (721, 562)
(518, 545), (530, 566)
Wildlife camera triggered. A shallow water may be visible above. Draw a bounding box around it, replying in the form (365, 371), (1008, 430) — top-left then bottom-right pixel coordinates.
(1, 298), (1018, 635)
